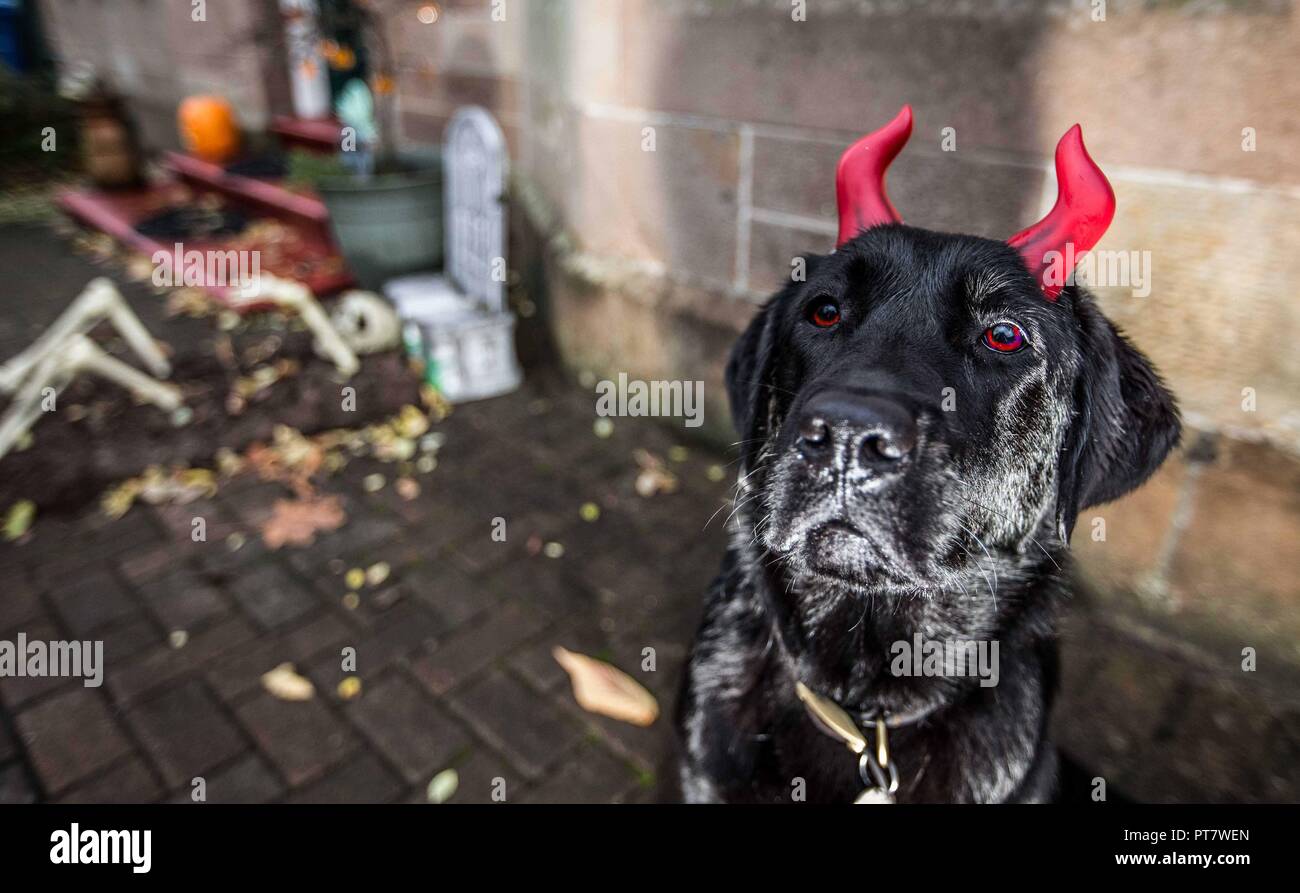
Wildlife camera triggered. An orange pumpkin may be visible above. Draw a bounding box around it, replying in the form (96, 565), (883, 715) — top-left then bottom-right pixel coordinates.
(178, 95), (240, 163)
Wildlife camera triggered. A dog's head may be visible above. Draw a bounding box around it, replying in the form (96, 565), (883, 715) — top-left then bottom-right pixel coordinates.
(729, 108), (1180, 597)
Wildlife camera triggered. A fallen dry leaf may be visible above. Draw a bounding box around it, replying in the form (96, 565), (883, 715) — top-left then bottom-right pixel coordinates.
(245, 425), (324, 493)
(139, 467), (217, 505)
(633, 449), (679, 497)
(261, 662), (315, 701)
(241, 334), (283, 366)
(371, 434), (415, 462)
(426, 768), (459, 804)
(232, 358), (300, 400)
(365, 562), (391, 587)
(420, 384), (452, 420)
(552, 646), (659, 727)
(124, 253), (155, 282)
(101, 480), (141, 519)
(215, 447), (244, 477)
(100, 465), (217, 519)
(260, 495), (346, 549)
(165, 286), (217, 319)
(634, 466), (678, 498)
(3, 499), (36, 541)
(212, 334), (237, 368)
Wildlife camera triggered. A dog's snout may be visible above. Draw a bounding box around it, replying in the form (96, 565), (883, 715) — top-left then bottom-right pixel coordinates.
(797, 391), (918, 472)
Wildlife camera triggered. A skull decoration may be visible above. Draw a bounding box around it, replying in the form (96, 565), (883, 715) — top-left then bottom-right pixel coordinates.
(329, 290), (402, 355)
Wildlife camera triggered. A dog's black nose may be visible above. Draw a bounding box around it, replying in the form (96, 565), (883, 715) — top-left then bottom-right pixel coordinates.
(797, 391), (918, 471)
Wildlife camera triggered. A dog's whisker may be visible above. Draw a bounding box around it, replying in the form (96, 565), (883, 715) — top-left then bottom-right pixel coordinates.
(724, 373), (801, 400)
(724, 497), (760, 533)
(848, 601), (870, 633)
(943, 473), (1065, 572)
(702, 497), (736, 532)
(942, 494), (1064, 574)
(951, 518), (998, 611)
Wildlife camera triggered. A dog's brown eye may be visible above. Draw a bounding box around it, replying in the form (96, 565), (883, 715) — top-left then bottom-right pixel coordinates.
(982, 321), (1026, 353)
(809, 301), (841, 328)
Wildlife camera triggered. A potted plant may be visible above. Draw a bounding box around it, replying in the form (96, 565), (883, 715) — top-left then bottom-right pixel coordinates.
(268, 0), (444, 288)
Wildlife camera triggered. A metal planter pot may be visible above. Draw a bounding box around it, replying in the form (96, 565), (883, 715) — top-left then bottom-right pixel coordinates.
(316, 151), (443, 289)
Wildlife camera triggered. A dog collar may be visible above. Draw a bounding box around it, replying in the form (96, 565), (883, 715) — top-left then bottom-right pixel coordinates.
(759, 561), (939, 801)
(796, 681), (912, 804)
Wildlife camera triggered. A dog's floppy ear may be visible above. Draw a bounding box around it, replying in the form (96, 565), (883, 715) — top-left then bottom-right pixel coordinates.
(726, 298), (779, 471)
(1056, 297), (1181, 538)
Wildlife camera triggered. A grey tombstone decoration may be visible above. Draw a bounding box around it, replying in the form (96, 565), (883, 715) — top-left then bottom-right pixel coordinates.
(384, 106), (521, 403)
(445, 106), (506, 316)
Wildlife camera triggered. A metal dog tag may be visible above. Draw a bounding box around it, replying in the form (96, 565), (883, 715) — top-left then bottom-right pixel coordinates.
(853, 787), (896, 805)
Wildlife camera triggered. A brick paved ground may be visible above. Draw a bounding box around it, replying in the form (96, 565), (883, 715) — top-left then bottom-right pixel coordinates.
(0, 371), (725, 803)
(0, 220), (1294, 803)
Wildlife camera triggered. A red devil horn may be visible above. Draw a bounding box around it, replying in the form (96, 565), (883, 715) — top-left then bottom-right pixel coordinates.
(835, 105), (913, 246)
(1008, 125), (1116, 300)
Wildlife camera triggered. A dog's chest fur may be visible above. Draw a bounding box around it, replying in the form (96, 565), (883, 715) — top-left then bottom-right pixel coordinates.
(677, 554), (1061, 804)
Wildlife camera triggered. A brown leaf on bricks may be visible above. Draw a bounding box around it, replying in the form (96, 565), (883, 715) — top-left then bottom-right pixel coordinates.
(245, 424), (324, 491)
(260, 494), (346, 549)
(552, 646), (660, 727)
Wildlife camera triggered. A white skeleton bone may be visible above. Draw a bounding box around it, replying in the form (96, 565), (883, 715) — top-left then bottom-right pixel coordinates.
(0, 273), (397, 459)
(0, 277), (171, 394)
(236, 274), (361, 378)
(0, 279), (185, 460)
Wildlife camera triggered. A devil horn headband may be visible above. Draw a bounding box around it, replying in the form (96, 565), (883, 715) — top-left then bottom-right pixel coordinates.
(835, 106), (1116, 300)
(835, 105), (914, 244)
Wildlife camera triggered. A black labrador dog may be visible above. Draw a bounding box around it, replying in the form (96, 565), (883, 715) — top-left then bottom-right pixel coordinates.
(677, 107), (1180, 803)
